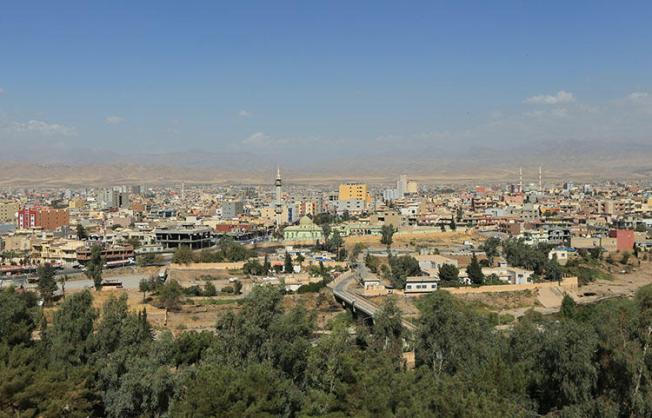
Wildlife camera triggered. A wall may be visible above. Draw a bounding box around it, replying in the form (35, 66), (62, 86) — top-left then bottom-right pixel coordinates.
(442, 276), (578, 295)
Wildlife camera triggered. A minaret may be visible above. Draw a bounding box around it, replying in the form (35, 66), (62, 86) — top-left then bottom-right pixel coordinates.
(181, 182), (185, 201)
(519, 167), (523, 193)
(538, 166), (542, 193)
(274, 167), (282, 228)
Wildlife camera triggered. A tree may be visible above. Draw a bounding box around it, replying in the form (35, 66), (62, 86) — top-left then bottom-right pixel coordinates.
(388, 255), (421, 289)
(372, 298), (404, 361)
(545, 257), (563, 282)
(284, 252), (294, 273)
(438, 264), (460, 282)
(466, 253), (484, 285)
(172, 246), (194, 264)
(380, 224), (395, 247)
(560, 294), (577, 318)
(76, 223), (88, 240)
(0, 287), (37, 346)
(233, 280), (243, 295)
(46, 290), (98, 366)
(59, 274), (68, 299)
(450, 217), (457, 231)
(139, 278), (151, 303)
(263, 254), (271, 274)
(37, 263), (58, 306)
(243, 258), (264, 276)
(295, 253), (305, 269)
(157, 280), (183, 313)
(85, 244), (104, 291)
(482, 237), (501, 265)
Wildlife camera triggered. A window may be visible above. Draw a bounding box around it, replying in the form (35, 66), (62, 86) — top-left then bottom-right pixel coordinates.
(406, 285), (412, 289)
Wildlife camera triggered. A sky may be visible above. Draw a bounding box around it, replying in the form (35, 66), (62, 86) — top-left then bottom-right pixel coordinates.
(1, 0), (651, 165)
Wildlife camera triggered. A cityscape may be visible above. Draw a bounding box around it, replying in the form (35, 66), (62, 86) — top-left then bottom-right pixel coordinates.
(2, 1), (652, 417)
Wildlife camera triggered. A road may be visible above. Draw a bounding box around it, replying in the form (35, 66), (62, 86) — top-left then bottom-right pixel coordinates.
(329, 255), (416, 332)
(0, 272), (150, 291)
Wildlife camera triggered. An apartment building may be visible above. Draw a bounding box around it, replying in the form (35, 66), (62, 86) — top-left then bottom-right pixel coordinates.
(0, 200), (18, 223)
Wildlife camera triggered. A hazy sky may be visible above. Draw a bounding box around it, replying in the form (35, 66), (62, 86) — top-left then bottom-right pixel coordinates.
(1, 1), (651, 163)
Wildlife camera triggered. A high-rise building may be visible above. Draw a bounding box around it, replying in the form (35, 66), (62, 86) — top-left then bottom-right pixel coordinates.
(222, 201), (244, 219)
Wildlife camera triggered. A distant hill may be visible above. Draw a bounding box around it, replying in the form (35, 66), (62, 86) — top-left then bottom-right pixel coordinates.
(1, 140), (651, 186)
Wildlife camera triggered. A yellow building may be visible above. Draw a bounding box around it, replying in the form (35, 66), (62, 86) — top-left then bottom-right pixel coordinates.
(406, 180), (418, 194)
(68, 197), (86, 209)
(0, 200), (18, 223)
(338, 183), (372, 203)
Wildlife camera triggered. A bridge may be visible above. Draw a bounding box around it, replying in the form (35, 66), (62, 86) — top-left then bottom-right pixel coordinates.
(328, 259), (416, 332)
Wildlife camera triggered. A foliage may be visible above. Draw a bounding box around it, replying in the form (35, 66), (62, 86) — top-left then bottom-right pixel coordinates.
(284, 251), (294, 273)
(438, 263), (459, 282)
(172, 246), (194, 264)
(85, 244), (104, 290)
(388, 254), (421, 288)
(466, 253), (484, 285)
(380, 224), (396, 247)
(156, 280), (183, 311)
(37, 263), (58, 306)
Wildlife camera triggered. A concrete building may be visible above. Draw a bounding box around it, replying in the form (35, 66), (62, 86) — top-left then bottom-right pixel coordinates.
(221, 201), (244, 219)
(338, 183), (371, 204)
(0, 200), (18, 223)
(18, 207), (70, 231)
(155, 224), (213, 249)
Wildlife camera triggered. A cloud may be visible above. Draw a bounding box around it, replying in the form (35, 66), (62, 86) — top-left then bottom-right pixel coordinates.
(525, 90), (575, 105)
(242, 131), (272, 146)
(238, 110), (252, 118)
(627, 92), (649, 100)
(0, 88), (4, 95)
(105, 115), (125, 124)
(12, 120), (77, 136)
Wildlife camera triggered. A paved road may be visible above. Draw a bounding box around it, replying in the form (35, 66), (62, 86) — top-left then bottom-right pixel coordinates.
(329, 255), (416, 332)
(1, 273), (150, 291)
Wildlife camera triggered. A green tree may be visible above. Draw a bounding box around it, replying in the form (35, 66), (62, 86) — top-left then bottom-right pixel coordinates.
(388, 255), (421, 289)
(37, 263), (58, 306)
(157, 279), (183, 312)
(85, 244), (104, 290)
(545, 257), (563, 281)
(482, 237), (501, 265)
(263, 254), (271, 274)
(233, 280), (243, 295)
(139, 278), (150, 303)
(438, 263), (460, 282)
(172, 246), (194, 264)
(58, 274), (68, 299)
(295, 253), (305, 269)
(0, 287), (38, 346)
(284, 251), (294, 273)
(372, 298), (404, 361)
(466, 253), (484, 285)
(380, 224), (395, 247)
(560, 294), (577, 318)
(243, 258), (264, 275)
(46, 290), (98, 366)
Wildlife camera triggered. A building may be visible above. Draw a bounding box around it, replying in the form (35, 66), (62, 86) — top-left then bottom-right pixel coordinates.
(338, 183), (371, 204)
(405, 276), (439, 293)
(77, 244), (135, 264)
(155, 223), (213, 249)
(17, 207), (70, 231)
(283, 216), (325, 243)
(0, 200), (18, 223)
(221, 201), (244, 219)
(609, 229), (636, 252)
(99, 189), (130, 209)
